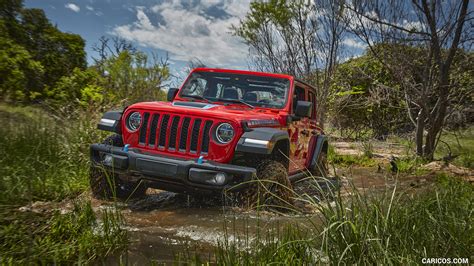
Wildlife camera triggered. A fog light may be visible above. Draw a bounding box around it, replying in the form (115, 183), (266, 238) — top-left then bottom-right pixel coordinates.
(103, 154), (113, 166)
(213, 172), (227, 185)
(189, 169), (232, 185)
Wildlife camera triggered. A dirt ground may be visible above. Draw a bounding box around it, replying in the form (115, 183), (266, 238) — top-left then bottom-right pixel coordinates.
(18, 140), (474, 263)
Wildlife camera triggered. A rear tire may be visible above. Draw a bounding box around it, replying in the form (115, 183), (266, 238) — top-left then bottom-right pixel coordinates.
(238, 160), (293, 208)
(311, 151), (329, 177)
(90, 134), (147, 200)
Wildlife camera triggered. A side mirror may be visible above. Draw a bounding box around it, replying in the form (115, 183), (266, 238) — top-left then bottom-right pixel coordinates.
(294, 100), (312, 118)
(167, 88), (178, 102)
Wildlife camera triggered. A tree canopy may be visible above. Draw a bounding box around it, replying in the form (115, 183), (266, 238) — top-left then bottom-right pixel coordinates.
(0, 0), (86, 102)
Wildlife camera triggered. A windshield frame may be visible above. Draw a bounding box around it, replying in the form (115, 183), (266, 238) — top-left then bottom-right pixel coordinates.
(176, 69), (293, 110)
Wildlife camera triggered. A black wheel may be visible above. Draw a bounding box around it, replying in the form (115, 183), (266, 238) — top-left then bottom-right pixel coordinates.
(311, 151), (329, 177)
(90, 134), (147, 200)
(237, 160), (293, 208)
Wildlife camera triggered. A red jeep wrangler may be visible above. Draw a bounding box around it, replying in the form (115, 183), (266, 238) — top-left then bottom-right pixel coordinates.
(90, 68), (329, 202)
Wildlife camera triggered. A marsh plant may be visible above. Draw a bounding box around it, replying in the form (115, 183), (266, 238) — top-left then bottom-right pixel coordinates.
(0, 105), (126, 264)
(361, 140), (374, 158)
(200, 174), (473, 264)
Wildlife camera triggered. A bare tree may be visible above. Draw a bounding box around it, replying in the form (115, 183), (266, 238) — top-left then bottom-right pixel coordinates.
(234, 1), (319, 77)
(187, 58), (207, 71)
(344, 0), (472, 159)
(312, 0), (346, 127)
(92, 36), (137, 71)
(233, 0), (346, 128)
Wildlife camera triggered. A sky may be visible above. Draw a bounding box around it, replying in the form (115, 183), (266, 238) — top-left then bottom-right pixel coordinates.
(23, 0), (368, 79)
(24, 0), (255, 78)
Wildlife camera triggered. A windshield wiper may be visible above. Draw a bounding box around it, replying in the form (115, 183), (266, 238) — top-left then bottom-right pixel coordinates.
(217, 98), (254, 109)
(181, 94), (214, 103)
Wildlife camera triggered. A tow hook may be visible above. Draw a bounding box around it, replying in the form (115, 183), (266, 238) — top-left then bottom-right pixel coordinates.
(123, 144), (130, 152)
(197, 155), (204, 164)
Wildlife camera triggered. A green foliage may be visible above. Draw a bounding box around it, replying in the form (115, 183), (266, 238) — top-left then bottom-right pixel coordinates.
(235, 0), (295, 42)
(330, 44), (413, 138)
(394, 156), (427, 174)
(20, 8), (86, 85)
(101, 50), (169, 105)
(1, 0), (169, 107)
(330, 154), (376, 167)
(330, 44), (473, 140)
(0, 34), (44, 101)
(436, 127), (474, 169)
(327, 145), (376, 167)
(46, 50), (169, 109)
(0, 0), (86, 103)
(47, 67), (106, 107)
(361, 141), (374, 158)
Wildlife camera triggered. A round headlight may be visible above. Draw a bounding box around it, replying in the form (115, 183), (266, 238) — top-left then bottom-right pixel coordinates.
(126, 112), (142, 132)
(215, 123), (234, 144)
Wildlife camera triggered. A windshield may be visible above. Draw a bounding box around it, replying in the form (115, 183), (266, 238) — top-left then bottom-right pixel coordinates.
(179, 71), (290, 109)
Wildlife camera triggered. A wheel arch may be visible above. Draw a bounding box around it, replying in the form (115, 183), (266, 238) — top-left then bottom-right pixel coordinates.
(234, 127), (290, 169)
(271, 138), (290, 169)
(309, 135), (329, 170)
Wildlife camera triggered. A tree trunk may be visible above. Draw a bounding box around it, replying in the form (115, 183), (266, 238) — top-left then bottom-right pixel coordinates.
(423, 89), (448, 160)
(415, 107), (426, 156)
(318, 104), (326, 130)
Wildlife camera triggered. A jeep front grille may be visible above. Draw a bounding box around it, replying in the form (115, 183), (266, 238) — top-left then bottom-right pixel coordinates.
(190, 119), (201, 152)
(139, 112), (150, 144)
(139, 112), (215, 155)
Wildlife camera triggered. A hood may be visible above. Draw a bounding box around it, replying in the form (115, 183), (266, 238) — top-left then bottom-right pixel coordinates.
(127, 100), (285, 125)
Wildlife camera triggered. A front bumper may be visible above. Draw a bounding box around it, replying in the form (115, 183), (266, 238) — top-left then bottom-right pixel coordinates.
(90, 144), (256, 194)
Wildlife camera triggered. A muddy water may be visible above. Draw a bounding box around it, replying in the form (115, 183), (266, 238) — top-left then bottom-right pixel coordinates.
(95, 141), (419, 263)
(96, 189), (327, 263)
(95, 167), (410, 263)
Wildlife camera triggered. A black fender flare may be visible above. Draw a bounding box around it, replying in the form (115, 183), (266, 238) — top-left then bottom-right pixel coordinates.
(309, 135), (328, 169)
(235, 127), (289, 155)
(97, 109), (124, 134)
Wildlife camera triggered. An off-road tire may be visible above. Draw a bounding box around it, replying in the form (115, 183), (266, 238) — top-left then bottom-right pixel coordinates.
(90, 134), (147, 200)
(238, 160), (293, 208)
(311, 151), (329, 178)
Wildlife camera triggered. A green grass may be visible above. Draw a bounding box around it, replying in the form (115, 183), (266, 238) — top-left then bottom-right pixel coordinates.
(0, 104), (125, 264)
(394, 156), (429, 175)
(387, 127), (474, 169)
(0, 201), (126, 264)
(203, 174), (473, 264)
(0, 104), (106, 203)
(328, 145), (376, 167)
(436, 128), (474, 169)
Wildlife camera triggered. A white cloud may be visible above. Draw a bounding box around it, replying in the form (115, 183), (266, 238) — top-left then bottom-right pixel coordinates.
(85, 4), (102, 16)
(65, 3), (80, 12)
(112, 0), (251, 67)
(401, 20), (424, 32)
(342, 38), (367, 49)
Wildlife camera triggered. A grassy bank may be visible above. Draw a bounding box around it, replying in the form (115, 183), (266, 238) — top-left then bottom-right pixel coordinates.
(436, 128), (474, 169)
(0, 104), (126, 264)
(208, 175), (473, 264)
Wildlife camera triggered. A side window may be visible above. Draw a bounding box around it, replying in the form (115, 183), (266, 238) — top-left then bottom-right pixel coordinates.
(296, 86), (306, 101)
(308, 91), (316, 119)
(293, 86), (306, 113)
